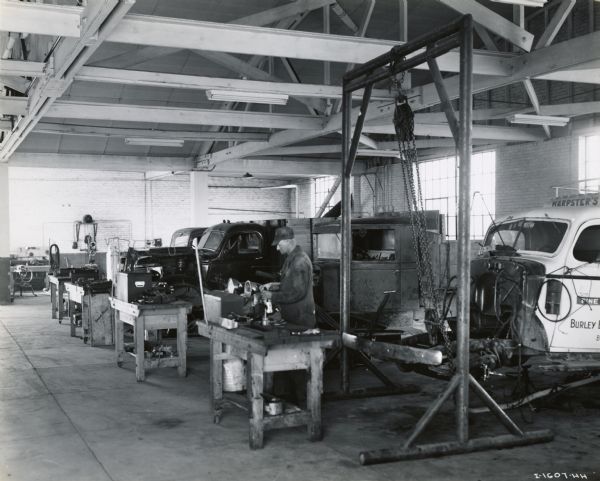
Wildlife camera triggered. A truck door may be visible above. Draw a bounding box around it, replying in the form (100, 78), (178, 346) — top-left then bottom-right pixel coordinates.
(221, 230), (265, 284)
(547, 221), (600, 353)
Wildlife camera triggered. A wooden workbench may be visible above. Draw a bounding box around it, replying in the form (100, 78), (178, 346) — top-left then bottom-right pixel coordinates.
(198, 321), (337, 449)
(48, 274), (69, 321)
(110, 298), (192, 382)
(65, 282), (113, 346)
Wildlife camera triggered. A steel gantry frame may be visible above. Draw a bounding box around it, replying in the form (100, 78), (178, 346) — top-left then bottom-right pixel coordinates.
(339, 14), (553, 464)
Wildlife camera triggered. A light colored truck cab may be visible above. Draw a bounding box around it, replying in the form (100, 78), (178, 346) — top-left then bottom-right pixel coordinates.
(471, 196), (600, 356)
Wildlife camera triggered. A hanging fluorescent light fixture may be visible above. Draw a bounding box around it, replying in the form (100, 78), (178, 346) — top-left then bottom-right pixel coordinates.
(206, 89), (289, 105)
(124, 137), (185, 147)
(490, 0), (547, 7)
(508, 114), (570, 127)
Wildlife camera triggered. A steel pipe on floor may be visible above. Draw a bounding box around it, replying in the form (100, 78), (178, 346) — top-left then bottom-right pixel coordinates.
(359, 430), (554, 465)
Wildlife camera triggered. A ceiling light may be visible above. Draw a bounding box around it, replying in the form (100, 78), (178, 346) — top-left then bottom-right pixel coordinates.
(508, 114), (570, 127)
(261, 184), (297, 189)
(490, 0), (547, 7)
(206, 89), (289, 105)
(124, 137), (185, 147)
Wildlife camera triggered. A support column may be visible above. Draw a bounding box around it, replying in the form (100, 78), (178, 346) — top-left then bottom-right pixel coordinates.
(0, 164), (10, 304)
(340, 90), (352, 393)
(190, 171), (210, 227)
(399, 0), (411, 88)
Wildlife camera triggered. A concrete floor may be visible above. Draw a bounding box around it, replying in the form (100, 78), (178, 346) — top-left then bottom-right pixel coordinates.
(1, 296), (599, 481)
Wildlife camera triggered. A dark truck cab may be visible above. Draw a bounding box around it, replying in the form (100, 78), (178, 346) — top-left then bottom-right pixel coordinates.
(124, 227), (206, 287)
(128, 221), (286, 290)
(197, 221), (284, 289)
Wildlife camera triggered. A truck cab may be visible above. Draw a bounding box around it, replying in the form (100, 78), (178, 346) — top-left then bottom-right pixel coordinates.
(124, 227), (206, 286)
(470, 197), (600, 355)
(196, 221), (284, 289)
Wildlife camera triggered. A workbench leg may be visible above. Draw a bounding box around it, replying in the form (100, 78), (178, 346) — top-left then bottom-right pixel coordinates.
(135, 317), (145, 382)
(210, 340), (224, 423)
(115, 310), (124, 368)
(249, 353), (265, 449)
(69, 299), (76, 338)
(308, 348), (324, 442)
(58, 285), (65, 321)
(176, 312), (187, 377)
(82, 295), (90, 344)
(50, 284), (57, 319)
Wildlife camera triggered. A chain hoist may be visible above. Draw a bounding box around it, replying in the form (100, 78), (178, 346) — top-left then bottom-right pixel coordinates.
(391, 61), (454, 369)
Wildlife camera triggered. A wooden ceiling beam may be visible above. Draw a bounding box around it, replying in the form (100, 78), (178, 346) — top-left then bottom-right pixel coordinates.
(9, 153), (194, 172)
(0, 97), (27, 116)
(232, 0), (336, 27)
(45, 101), (324, 131)
(0, 59), (44, 77)
(8, 151), (360, 177)
(0, 0), (81, 38)
(0, 76), (30, 94)
(534, 0), (576, 49)
(536, 60), (600, 84)
(362, 123), (545, 141)
(109, 14), (399, 65)
(261, 138), (496, 156)
(213, 156), (364, 177)
(331, 2), (359, 33)
(32, 122), (270, 141)
(107, 15), (513, 75)
(88, 0), (328, 69)
(76, 66), (393, 101)
(435, 0), (534, 51)
(539, 101), (600, 117)
(413, 108), (532, 122)
(377, 139), (493, 149)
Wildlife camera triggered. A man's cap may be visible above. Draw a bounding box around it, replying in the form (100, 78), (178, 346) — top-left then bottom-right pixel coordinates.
(272, 226), (295, 246)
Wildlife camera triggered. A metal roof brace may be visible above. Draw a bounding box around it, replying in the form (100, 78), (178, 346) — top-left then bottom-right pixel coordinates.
(340, 14), (553, 465)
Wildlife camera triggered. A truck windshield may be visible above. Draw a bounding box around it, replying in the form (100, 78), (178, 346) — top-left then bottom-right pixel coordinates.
(171, 233), (190, 248)
(484, 219), (568, 254)
(197, 230), (225, 252)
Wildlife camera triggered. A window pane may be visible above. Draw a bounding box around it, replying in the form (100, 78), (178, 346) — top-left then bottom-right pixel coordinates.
(420, 151), (495, 240)
(579, 135), (600, 192)
(314, 176), (339, 216)
(573, 225), (600, 263)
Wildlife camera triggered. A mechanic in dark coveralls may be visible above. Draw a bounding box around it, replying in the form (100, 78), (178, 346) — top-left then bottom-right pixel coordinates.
(261, 226), (316, 405)
(261, 226), (316, 328)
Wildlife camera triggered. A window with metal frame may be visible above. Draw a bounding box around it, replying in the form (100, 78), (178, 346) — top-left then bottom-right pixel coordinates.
(314, 176), (340, 216)
(578, 134), (600, 193)
(418, 151), (496, 240)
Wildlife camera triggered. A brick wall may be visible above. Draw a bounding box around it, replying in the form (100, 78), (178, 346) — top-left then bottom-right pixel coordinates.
(495, 136), (578, 218)
(8, 168), (293, 252)
(9, 168), (146, 252)
(207, 176), (293, 224)
(296, 180), (313, 218)
(145, 174), (191, 242)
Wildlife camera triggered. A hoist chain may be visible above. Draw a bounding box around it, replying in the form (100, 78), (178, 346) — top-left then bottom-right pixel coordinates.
(391, 61), (454, 369)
